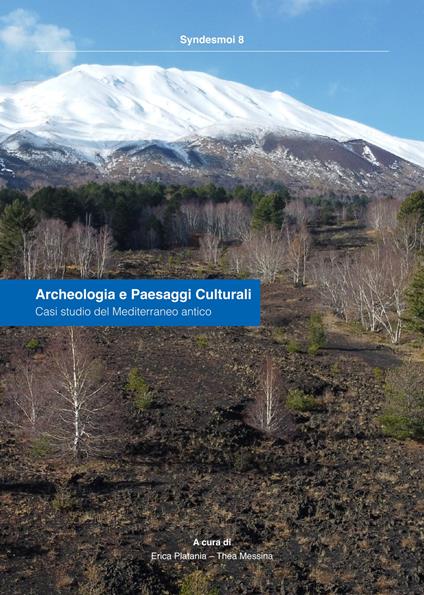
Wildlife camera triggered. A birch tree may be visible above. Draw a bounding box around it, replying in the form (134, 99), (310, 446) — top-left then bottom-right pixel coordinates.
(47, 327), (110, 460)
(284, 224), (311, 287)
(3, 362), (51, 442)
(392, 212), (424, 259)
(221, 200), (251, 241)
(313, 252), (353, 321)
(35, 219), (68, 279)
(243, 226), (285, 284)
(359, 245), (413, 343)
(2, 329), (120, 460)
(228, 244), (247, 276)
(314, 243), (415, 343)
(366, 198), (400, 235)
(22, 229), (38, 280)
(68, 221), (96, 278)
(285, 198), (313, 227)
(180, 202), (202, 235)
(245, 357), (294, 438)
(199, 232), (221, 265)
(93, 225), (114, 279)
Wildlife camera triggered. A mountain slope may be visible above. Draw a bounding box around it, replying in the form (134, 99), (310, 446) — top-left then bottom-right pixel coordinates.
(0, 64), (423, 195)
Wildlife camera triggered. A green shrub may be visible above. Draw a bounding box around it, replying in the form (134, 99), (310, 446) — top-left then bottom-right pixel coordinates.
(373, 367), (384, 382)
(379, 363), (424, 440)
(195, 334), (209, 348)
(126, 368), (153, 411)
(287, 388), (321, 412)
(287, 339), (301, 353)
(30, 434), (52, 458)
(308, 313), (326, 355)
(52, 488), (77, 512)
(272, 327), (286, 345)
(233, 449), (255, 472)
(379, 414), (415, 440)
(308, 342), (321, 356)
(180, 571), (219, 595)
(25, 337), (42, 352)
(330, 362), (341, 375)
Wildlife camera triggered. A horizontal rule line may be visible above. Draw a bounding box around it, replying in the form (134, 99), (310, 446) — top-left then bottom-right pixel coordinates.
(36, 49), (391, 54)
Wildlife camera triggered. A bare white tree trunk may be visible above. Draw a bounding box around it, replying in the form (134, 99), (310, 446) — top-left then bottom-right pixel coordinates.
(49, 328), (107, 460)
(3, 329), (121, 459)
(94, 225), (114, 278)
(68, 221), (96, 278)
(4, 364), (50, 440)
(224, 200), (251, 241)
(243, 227), (285, 284)
(199, 232), (221, 265)
(245, 357), (294, 438)
(284, 224), (311, 287)
(284, 198), (313, 227)
(314, 242), (415, 344)
(228, 245), (247, 275)
(366, 198), (400, 235)
(35, 219), (68, 279)
(22, 230), (38, 280)
(392, 213), (424, 258)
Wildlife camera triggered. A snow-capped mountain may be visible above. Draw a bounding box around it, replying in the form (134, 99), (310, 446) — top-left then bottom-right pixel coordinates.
(0, 64), (423, 195)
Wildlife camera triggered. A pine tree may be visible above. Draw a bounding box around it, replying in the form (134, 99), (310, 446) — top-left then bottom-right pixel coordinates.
(398, 190), (424, 223)
(252, 191), (288, 229)
(0, 188), (26, 215)
(406, 266), (424, 334)
(0, 199), (36, 272)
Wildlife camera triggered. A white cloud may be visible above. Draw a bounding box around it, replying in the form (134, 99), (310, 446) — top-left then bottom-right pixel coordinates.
(252, 0), (263, 16)
(0, 9), (76, 72)
(283, 0), (336, 16)
(253, 0), (338, 17)
(328, 80), (349, 97)
(328, 81), (340, 97)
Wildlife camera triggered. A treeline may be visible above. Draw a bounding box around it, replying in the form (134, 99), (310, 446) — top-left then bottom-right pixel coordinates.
(0, 181), (285, 277)
(0, 182), (288, 250)
(0, 182), (369, 252)
(0, 180), (378, 281)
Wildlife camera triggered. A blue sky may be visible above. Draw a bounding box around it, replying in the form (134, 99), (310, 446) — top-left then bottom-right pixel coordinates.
(0, 0), (423, 139)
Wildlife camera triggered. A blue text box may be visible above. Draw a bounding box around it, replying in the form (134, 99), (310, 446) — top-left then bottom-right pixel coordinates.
(0, 280), (260, 327)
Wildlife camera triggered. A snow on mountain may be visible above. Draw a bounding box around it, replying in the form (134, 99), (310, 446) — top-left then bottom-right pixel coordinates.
(0, 63), (423, 168)
(0, 130), (86, 166)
